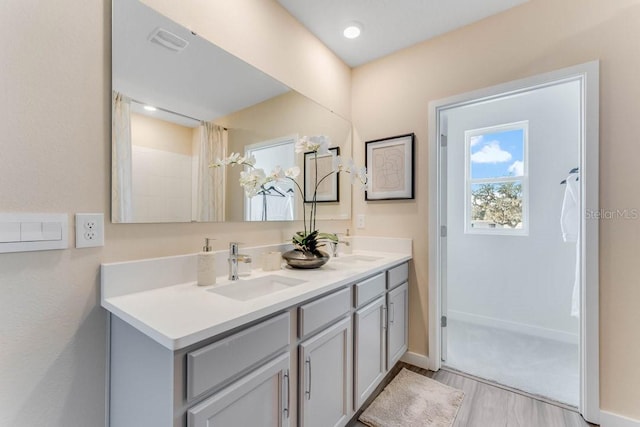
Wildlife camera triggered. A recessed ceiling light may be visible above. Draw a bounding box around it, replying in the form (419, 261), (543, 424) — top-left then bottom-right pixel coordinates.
(343, 23), (362, 39)
(144, 105), (157, 112)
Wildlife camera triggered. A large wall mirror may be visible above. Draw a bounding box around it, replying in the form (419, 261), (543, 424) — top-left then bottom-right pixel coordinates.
(112, 0), (352, 223)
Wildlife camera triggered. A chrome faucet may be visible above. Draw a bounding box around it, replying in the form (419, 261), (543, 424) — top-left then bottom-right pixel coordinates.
(229, 242), (240, 280)
(329, 235), (350, 257)
(229, 242), (251, 281)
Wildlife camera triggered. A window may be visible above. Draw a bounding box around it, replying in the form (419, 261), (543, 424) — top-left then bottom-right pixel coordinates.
(465, 121), (528, 235)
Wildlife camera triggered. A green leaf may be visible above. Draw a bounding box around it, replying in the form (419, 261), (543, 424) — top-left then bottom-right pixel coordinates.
(316, 232), (338, 243)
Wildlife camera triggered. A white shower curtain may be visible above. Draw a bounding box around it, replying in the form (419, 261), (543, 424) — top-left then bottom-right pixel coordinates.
(111, 91), (133, 222)
(197, 122), (227, 221)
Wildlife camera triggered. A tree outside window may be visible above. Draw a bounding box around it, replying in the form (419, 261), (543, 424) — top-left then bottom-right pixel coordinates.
(465, 122), (528, 235)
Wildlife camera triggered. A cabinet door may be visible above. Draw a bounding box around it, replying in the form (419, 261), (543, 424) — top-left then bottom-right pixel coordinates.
(354, 296), (386, 409)
(187, 353), (291, 427)
(387, 282), (409, 370)
(299, 316), (352, 427)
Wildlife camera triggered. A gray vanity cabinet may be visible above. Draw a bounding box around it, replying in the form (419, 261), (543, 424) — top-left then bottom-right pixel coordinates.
(187, 353), (290, 427)
(298, 316), (352, 427)
(108, 312), (291, 427)
(386, 282), (409, 370)
(352, 263), (409, 409)
(107, 261), (409, 427)
(353, 295), (386, 409)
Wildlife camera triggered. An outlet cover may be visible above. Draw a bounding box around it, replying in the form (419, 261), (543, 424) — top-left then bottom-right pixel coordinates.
(75, 213), (104, 248)
(356, 214), (366, 229)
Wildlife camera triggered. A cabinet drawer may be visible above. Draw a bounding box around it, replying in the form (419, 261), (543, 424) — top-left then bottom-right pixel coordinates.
(353, 273), (386, 308)
(187, 353), (290, 427)
(186, 312), (290, 400)
(298, 287), (351, 339)
(387, 262), (408, 290)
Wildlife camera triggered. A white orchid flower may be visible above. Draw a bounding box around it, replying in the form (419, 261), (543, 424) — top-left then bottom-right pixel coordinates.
(310, 135), (331, 154)
(211, 158), (225, 168)
(269, 166), (284, 180)
(296, 135), (331, 154)
(332, 155), (344, 172)
(295, 137), (309, 154)
(285, 166), (300, 178)
(227, 152), (241, 164)
(239, 168), (267, 197)
(242, 155), (256, 167)
(344, 158), (356, 175)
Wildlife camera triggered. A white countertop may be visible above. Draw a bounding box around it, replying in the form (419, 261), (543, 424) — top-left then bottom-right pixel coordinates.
(101, 238), (411, 350)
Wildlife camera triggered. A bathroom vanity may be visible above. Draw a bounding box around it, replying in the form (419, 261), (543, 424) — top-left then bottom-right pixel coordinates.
(101, 237), (411, 427)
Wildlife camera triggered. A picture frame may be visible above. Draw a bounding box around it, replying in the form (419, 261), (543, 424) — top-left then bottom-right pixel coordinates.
(365, 133), (415, 201)
(304, 147), (340, 203)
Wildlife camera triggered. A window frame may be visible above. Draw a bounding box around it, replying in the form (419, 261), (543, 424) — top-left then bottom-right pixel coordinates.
(464, 121), (529, 236)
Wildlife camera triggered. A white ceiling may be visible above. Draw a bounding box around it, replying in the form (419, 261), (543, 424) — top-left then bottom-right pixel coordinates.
(277, 0), (529, 67)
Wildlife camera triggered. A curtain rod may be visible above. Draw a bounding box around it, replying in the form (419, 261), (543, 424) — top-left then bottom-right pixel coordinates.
(130, 98), (227, 130)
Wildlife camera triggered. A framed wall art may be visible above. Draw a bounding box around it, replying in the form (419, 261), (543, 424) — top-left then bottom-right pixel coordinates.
(365, 133), (414, 200)
(304, 146), (340, 202)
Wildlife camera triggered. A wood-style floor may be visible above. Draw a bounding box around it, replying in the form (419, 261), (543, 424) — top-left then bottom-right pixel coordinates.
(347, 363), (596, 427)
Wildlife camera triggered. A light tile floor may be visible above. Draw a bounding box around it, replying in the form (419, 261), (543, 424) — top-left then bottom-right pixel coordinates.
(445, 318), (580, 406)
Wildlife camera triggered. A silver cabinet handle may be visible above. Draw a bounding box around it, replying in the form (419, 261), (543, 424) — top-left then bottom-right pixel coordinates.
(283, 369), (290, 418)
(305, 357), (312, 400)
(382, 305), (387, 330)
(390, 302), (395, 324)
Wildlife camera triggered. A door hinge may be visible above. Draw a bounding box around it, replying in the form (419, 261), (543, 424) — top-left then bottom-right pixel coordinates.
(441, 315), (447, 327)
(440, 134), (447, 147)
(440, 225), (447, 237)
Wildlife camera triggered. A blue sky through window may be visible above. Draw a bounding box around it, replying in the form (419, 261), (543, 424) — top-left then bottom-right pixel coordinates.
(469, 128), (524, 179)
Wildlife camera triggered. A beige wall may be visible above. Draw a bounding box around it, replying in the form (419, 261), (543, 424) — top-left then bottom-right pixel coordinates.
(351, 0), (640, 419)
(0, 0), (349, 425)
(130, 113), (194, 155)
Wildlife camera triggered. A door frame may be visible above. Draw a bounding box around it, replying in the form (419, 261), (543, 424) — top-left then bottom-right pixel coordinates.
(427, 61), (599, 423)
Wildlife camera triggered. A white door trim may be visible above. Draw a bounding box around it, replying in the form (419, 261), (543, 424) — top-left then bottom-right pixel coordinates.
(427, 61), (599, 423)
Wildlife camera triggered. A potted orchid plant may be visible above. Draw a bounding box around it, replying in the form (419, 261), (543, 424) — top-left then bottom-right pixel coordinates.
(212, 135), (367, 268)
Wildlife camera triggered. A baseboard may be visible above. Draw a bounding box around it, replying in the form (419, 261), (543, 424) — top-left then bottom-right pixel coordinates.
(600, 410), (640, 427)
(447, 310), (579, 344)
(400, 351), (430, 370)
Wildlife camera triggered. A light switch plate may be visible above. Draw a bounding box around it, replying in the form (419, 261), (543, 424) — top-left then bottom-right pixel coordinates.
(0, 213), (68, 253)
(75, 213), (104, 248)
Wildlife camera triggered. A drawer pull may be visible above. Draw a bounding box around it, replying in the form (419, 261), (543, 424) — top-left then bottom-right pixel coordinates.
(382, 306), (387, 330)
(283, 370), (290, 418)
(305, 357), (312, 400)
(390, 302), (395, 324)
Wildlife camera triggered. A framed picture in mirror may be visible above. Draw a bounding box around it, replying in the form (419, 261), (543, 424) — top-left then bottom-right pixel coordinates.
(365, 133), (415, 200)
(304, 147), (340, 202)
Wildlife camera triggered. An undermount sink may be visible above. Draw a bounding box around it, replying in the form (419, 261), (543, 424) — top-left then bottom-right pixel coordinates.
(331, 255), (383, 263)
(208, 275), (307, 301)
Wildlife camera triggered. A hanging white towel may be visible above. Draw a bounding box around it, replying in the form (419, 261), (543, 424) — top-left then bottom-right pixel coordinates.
(250, 193), (294, 221)
(561, 174), (580, 317)
(561, 175), (579, 243)
(267, 193), (293, 221)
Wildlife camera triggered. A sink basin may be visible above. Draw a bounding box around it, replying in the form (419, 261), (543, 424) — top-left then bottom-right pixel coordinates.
(331, 255), (383, 263)
(208, 275), (307, 301)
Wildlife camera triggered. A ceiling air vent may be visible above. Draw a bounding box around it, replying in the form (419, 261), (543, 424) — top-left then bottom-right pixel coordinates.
(148, 27), (188, 52)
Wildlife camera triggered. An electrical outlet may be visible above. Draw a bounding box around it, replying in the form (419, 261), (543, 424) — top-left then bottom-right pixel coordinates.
(356, 214), (366, 229)
(75, 213), (104, 248)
